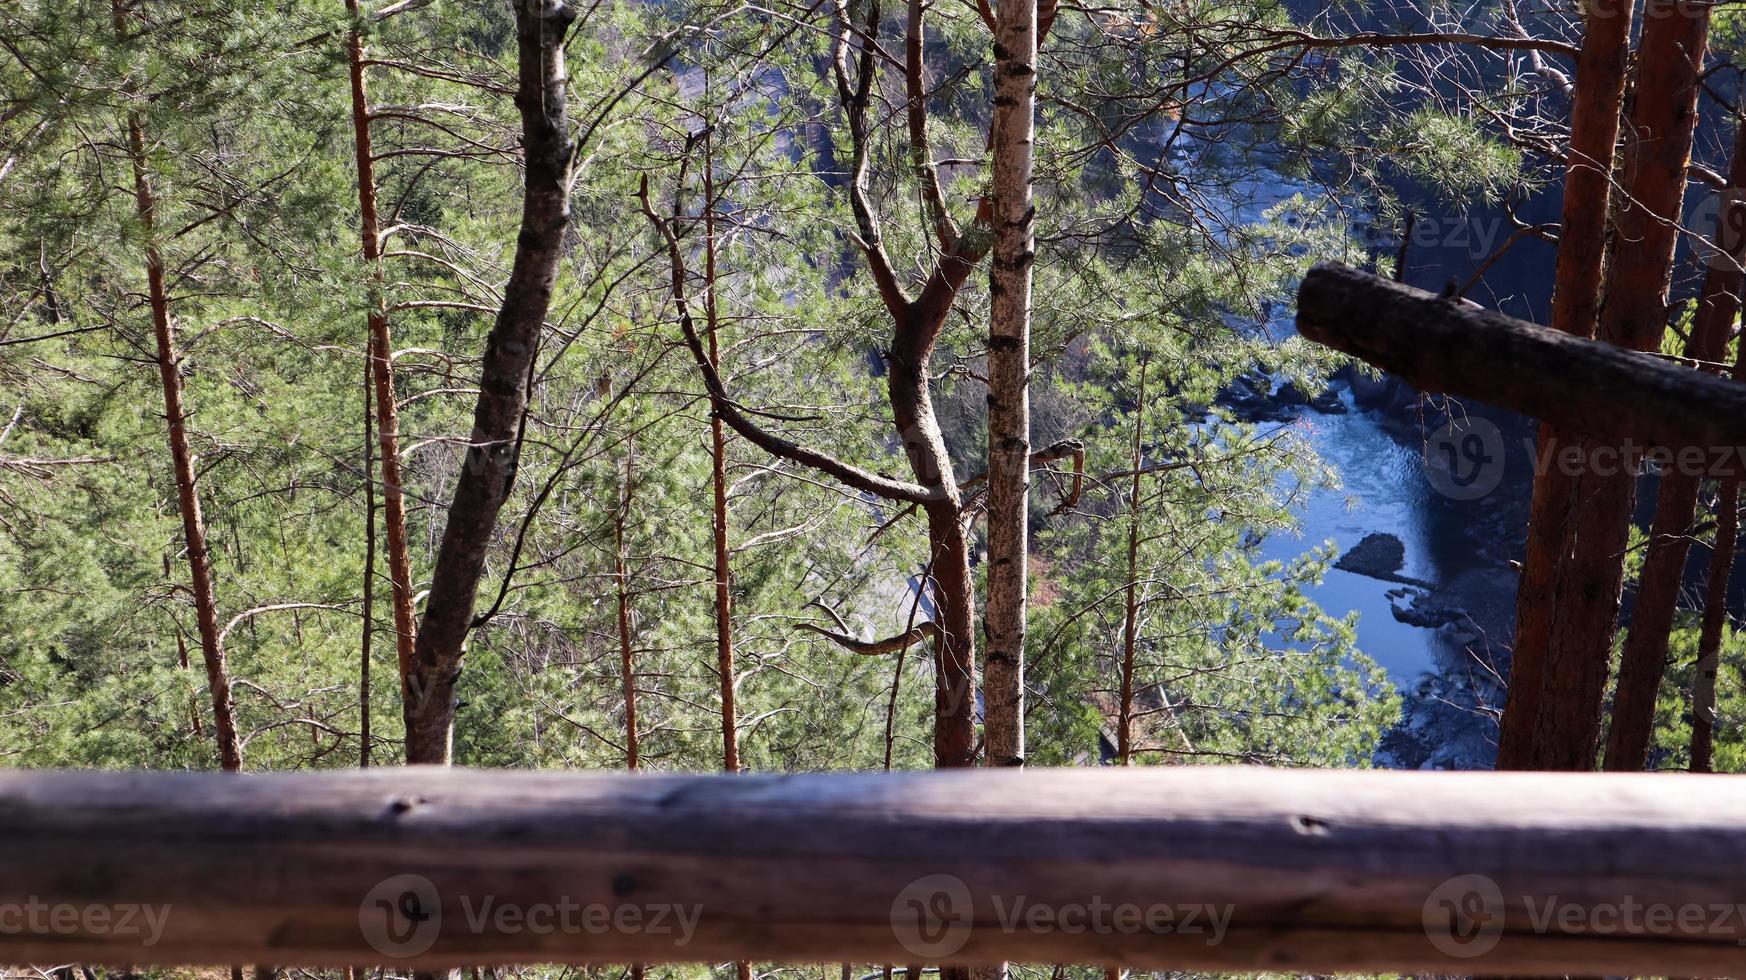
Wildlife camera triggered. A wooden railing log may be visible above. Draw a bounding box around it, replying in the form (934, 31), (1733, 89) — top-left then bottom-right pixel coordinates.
(0, 768), (1744, 972)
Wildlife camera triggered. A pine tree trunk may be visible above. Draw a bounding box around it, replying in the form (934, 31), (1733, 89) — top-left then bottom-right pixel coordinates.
(404, 0), (576, 764)
(702, 127), (740, 774)
(360, 345), (376, 769)
(889, 292), (980, 768)
(1604, 108), (1746, 770)
(1691, 478), (1733, 773)
(1535, 0), (1709, 769)
(1497, 0), (1634, 770)
(1117, 358), (1148, 766)
(924, 504), (979, 769)
(1503, 0), (1706, 769)
(114, 0), (242, 774)
(616, 445), (639, 771)
(982, 0), (1038, 771)
(345, 0), (421, 710)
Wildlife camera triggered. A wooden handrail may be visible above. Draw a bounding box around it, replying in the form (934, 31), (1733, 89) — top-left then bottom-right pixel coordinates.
(1, 767), (1744, 972)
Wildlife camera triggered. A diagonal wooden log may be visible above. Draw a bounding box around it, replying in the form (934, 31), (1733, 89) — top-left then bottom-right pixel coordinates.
(3, 768), (1746, 973)
(1296, 262), (1746, 452)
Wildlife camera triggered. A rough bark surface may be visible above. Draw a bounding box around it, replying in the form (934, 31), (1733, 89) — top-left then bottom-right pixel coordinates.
(404, 0), (575, 763)
(1295, 264), (1746, 449)
(1499, 0), (1633, 770)
(7, 768), (1746, 973)
(1528, 0), (1710, 770)
(982, 0), (1038, 771)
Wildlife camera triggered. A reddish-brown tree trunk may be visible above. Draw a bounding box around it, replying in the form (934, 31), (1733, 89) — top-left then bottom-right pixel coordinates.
(1503, 0), (1705, 769)
(344, 0), (420, 707)
(1116, 357), (1149, 766)
(360, 347), (376, 769)
(1691, 128), (1746, 771)
(1498, 0), (1634, 770)
(889, 318), (981, 769)
(702, 127), (740, 775)
(114, 0), (242, 774)
(615, 445), (639, 772)
(1691, 477), (1734, 772)
(1605, 109), (1746, 771)
(1535, 0), (1709, 770)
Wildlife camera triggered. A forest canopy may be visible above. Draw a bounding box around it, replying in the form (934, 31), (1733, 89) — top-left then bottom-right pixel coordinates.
(2, 0), (1743, 789)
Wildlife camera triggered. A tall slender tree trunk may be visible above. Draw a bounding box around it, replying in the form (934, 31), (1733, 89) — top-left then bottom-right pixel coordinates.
(615, 444), (639, 771)
(1116, 357), (1148, 766)
(702, 125), (741, 775)
(701, 121), (752, 980)
(982, 0), (1037, 771)
(620, 442), (644, 980)
(1498, 0), (1634, 770)
(1692, 478), (1734, 772)
(1605, 108), (1746, 771)
(1512, 0), (1710, 770)
(1690, 125), (1746, 771)
(113, 0), (242, 774)
(345, 0), (420, 707)
(403, 0), (575, 764)
(360, 347), (376, 769)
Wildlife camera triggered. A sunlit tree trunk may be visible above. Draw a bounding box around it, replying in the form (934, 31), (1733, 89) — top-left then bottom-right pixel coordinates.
(344, 0), (420, 713)
(615, 443), (639, 771)
(1116, 357), (1149, 765)
(360, 347), (376, 769)
(702, 124), (741, 775)
(982, 0), (1039, 771)
(113, 0), (242, 774)
(404, 0), (575, 763)
(1498, 0), (1634, 770)
(1524, 0), (1708, 770)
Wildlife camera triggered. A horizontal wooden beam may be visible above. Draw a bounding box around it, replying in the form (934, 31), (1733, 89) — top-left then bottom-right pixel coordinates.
(1296, 261), (1746, 449)
(2, 768), (1746, 972)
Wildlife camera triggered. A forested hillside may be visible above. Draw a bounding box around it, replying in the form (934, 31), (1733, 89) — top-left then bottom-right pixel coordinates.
(3, 0), (1743, 820)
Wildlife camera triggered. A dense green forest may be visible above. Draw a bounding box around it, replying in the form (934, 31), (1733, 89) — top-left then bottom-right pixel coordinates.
(7, 0), (1746, 969)
(0, 0), (1435, 774)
